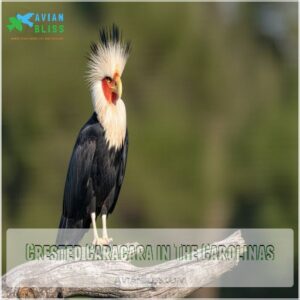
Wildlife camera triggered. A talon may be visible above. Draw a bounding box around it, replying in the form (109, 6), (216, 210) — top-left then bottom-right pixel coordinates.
(103, 237), (113, 245)
(93, 237), (112, 245)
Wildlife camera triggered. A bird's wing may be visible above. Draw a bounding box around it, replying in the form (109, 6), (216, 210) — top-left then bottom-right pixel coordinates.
(109, 130), (128, 214)
(56, 125), (99, 245)
(62, 127), (98, 221)
(118, 130), (129, 187)
(17, 13), (34, 20)
(23, 12), (34, 19)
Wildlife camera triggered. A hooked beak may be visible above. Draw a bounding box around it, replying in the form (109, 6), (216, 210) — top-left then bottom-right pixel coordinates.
(112, 74), (122, 99)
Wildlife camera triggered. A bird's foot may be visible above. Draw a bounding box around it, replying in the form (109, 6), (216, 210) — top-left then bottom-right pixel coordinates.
(93, 237), (113, 245)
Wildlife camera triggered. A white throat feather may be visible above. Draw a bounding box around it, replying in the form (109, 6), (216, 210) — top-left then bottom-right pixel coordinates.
(92, 82), (126, 150)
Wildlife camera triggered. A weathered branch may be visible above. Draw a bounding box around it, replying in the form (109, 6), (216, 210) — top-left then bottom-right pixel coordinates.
(2, 230), (244, 298)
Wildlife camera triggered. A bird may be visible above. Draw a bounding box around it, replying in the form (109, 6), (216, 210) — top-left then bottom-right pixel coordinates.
(6, 17), (23, 32)
(56, 24), (131, 245)
(16, 13), (34, 27)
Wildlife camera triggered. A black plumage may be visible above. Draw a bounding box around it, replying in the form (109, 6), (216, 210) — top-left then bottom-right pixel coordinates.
(56, 112), (128, 244)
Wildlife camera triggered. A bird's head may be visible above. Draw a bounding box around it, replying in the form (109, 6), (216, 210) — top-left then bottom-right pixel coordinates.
(87, 24), (131, 106)
(87, 25), (130, 149)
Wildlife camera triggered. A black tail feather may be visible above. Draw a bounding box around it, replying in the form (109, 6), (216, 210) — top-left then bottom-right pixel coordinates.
(56, 216), (91, 245)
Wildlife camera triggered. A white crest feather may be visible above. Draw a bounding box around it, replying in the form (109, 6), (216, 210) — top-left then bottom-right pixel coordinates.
(87, 43), (129, 85)
(87, 25), (130, 85)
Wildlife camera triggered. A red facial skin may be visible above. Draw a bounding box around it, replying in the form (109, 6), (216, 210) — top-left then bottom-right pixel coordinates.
(102, 73), (119, 104)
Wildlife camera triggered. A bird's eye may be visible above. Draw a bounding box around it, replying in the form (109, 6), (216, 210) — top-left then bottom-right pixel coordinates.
(105, 76), (112, 83)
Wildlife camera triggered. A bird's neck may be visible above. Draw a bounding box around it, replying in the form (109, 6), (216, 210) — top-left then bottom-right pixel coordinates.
(91, 84), (126, 150)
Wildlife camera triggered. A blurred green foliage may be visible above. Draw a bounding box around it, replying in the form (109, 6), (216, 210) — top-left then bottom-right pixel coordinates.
(2, 2), (297, 297)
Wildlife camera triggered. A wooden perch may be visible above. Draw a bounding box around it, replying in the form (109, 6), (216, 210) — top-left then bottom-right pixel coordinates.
(2, 230), (245, 298)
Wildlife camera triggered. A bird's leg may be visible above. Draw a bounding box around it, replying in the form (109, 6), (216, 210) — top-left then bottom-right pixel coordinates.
(102, 214), (113, 243)
(91, 212), (100, 245)
(91, 213), (112, 245)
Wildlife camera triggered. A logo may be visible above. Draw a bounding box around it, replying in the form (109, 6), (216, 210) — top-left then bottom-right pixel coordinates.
(7, 13), (34, 32)
(6, 12), (64, 34)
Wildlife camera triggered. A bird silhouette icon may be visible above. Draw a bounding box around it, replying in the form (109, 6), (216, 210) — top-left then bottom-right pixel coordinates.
(6, 17), (23, 32)
(16, 13), (34, 27)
